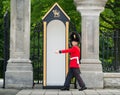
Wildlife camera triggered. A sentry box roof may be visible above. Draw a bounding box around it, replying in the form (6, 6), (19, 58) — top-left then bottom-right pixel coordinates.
(42, 3), (70, 23)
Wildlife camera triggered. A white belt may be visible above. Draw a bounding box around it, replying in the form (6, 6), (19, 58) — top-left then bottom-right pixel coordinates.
(70, 57), (79, 64)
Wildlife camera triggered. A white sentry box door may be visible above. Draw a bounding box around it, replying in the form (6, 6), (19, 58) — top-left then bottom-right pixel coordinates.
(47, 20), (65, 86)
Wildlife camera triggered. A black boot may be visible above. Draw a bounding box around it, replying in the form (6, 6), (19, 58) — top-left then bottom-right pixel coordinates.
(79, 86), (87, 91)
(61, 87), (69, 91)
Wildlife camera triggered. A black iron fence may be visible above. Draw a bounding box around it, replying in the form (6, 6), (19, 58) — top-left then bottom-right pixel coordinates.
(30, 22), (43, 85)
(100, 30), (120, 72)
(0, 11), (10, 88)
(1, 11), (119, 88)
(30, 21), (78, 87)
(30, 21), (120, 87)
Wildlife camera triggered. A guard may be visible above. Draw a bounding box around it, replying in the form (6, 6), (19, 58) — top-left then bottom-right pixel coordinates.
(56, 32), (87, 91)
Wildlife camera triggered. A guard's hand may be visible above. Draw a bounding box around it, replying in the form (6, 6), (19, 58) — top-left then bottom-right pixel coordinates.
(55, 50), (59, 54)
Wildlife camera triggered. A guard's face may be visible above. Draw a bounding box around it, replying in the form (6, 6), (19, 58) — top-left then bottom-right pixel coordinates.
(72, 41), (78, 46)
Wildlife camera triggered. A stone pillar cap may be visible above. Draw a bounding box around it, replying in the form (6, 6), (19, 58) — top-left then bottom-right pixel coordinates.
(74, 0), (108, 7)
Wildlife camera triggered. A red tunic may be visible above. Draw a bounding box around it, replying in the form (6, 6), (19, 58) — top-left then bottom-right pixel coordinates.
(60, 46), (80, 68)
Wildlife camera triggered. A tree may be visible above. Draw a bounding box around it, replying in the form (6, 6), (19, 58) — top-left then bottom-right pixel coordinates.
(0, 0), (10, 57)
(0, 0), (10, 78)
(0, 0), (120, 74)
(100, 0), (120, 71)
(31, 0), (81, 32)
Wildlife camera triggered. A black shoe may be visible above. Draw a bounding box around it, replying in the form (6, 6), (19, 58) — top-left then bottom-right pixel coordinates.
(61, 87), (69, 91)
(79, 87), (87, 91)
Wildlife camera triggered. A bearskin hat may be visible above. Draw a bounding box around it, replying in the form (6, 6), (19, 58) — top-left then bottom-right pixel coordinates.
(70, 32), (80, 42)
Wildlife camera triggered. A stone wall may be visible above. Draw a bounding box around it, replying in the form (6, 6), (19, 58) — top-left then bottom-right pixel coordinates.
(104, 73), (120, 88)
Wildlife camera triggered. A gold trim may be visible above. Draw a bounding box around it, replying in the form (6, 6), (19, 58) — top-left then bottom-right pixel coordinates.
(42, 2), (70, 20)
(43, 21), (70, 85)
(43, 21), (47, 86)
(65, 22), (69, 75)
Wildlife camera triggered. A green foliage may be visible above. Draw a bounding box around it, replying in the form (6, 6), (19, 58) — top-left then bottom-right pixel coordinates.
(100, 0), (120, 72)
(0, 0), (10, 57)
(0, 0), (120, 78)
(0, 0), (10, 78)
(100, 0), (120, 31)
(31, 0), (81, 32)
(0, 0), (4, 59)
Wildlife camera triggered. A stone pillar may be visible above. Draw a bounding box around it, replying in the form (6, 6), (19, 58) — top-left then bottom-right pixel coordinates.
(74, 0), (108, 88)
(5, 0), (33, 88)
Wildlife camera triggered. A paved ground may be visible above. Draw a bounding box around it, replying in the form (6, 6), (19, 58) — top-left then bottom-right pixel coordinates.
(1, 88), (119, 95)
(0, 88), (19, 95)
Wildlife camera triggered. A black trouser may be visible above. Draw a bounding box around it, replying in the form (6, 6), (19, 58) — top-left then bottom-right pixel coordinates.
(64, 68), (85, 88)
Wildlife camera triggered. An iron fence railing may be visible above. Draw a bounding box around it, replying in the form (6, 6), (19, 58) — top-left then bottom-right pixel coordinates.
(30, 22), (43, 85)
(1, 11), (120, 88)
(100, 30), (120, 72)
(0, 11), (10, 88)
